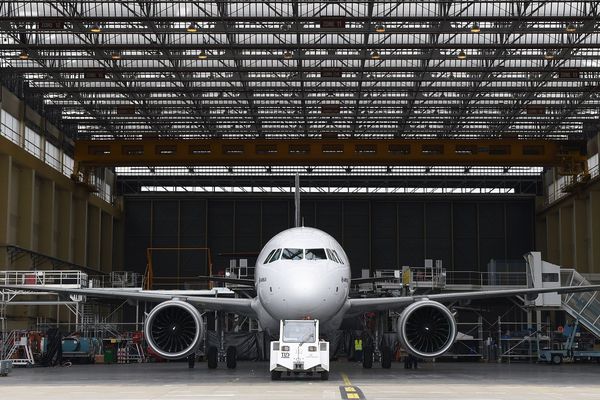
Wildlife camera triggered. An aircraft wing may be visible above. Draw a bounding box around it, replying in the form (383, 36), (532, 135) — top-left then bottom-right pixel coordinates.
(346, 284), (600, 314)
(196, 276), (255, 286)
(0, 285), (256, 317)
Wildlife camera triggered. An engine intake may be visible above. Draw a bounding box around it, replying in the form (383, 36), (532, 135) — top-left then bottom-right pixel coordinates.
(145, 300), (204, 360)
(397, 300), (457, 359)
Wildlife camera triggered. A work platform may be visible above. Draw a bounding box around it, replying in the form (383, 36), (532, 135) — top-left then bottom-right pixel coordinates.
(362, 252), (600, 361)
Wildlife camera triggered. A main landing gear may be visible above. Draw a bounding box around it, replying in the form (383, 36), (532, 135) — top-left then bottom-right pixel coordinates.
(206, 346), (237, 369)
(361, 346), (393, 369)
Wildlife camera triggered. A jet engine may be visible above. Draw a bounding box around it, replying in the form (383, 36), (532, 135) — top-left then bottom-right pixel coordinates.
(397, 300), (457, 358)
(144, 300), (204, 359)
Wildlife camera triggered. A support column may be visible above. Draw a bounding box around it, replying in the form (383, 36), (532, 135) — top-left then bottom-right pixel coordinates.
(87, 204), (101, 270)
(15, 167), (35, 268)
(72, 195), (88, 266)
(590, 191), (600, 274)
(558, 205), (574, 268)
(38, 179), (56, 257)
(56, 189), (73, 262)
(100, 212), (114, 273)
(546, 212), (559, 265)
(573, 198), (589, 273)
(0, 154), (11, 267)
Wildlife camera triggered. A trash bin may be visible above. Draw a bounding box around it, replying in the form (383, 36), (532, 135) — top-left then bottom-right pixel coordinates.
(104, 349), (115, 364)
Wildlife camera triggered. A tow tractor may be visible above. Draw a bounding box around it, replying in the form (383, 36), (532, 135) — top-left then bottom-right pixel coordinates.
(270, 319), (329, 380)
(538, 320), (600, 365)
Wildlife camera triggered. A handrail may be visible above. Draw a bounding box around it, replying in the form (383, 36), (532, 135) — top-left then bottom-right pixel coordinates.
(0, 270), (88, 287)
(0, 244), (106, 276)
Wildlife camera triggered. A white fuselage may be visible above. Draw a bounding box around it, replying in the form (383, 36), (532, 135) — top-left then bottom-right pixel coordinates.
(252, 227), (351, 333)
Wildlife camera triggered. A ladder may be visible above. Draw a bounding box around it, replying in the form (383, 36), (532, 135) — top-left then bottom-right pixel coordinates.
(560, 269), (600, 339)
(4, 331), (34, 366)
(2, 330), (16, 360)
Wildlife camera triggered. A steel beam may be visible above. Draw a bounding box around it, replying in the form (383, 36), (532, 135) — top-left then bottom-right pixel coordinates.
(74, 138), (588, 170)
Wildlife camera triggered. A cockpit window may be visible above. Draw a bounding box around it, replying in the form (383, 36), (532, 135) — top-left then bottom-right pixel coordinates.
(332, 249), (344, 264)
(263, 249), (276, 264)
(305, 248), (327, 260)
(281, 248), (303, 260)
(326, 249), (338, 263)
(269, 248), (282, 263)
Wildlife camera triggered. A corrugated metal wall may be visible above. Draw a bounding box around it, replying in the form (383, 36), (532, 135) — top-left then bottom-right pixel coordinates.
(124, 195), (535, 280)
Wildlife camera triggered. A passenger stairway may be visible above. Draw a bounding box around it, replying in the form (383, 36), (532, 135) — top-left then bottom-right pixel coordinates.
(560, 269), (600, 339)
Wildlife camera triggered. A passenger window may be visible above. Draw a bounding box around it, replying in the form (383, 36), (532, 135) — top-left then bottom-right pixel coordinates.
(281, 248), (303, 260)
(263, 249), (276, 264)
(305, 248), (327, 260)
(332, 249), (344, 264)
(268, 248), (282, 263)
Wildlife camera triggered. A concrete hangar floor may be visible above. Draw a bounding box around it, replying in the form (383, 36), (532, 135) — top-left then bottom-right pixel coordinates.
(2, 361), (599, 400)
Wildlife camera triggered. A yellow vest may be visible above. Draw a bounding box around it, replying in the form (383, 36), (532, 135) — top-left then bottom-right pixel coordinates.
(354, 339), (363, 351)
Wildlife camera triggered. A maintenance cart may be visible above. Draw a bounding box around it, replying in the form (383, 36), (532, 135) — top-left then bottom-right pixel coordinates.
(538, 320), (600, 365)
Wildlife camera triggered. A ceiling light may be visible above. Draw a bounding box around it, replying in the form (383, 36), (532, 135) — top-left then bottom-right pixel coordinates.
(111, 51), (121, 60)
(89, 23), (102, 33)
(470, 22), (480, 33)
(457, 50), (467, 60)
(18, 50), (29, 60)
(283, 50), (293, 59)
(186, 23), (198, 33)
(544, 51), (555, 60)
(371, 50), (381, 60)
(198, 50), (208, 59)
(375, 23), (385, 33)
(565, 23), (577, 33)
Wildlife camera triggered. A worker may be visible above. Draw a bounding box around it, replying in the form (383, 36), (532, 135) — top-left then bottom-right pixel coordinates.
(354, 337), (363, 362)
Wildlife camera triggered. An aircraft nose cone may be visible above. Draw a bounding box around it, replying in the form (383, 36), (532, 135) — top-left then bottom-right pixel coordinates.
(264, 265), (343, 320)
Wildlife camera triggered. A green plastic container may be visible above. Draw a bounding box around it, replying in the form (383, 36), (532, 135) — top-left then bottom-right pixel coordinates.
(104, 349), (115, 364)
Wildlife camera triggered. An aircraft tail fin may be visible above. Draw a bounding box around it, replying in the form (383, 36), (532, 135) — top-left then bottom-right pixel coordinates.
(294, 174), (301, 228)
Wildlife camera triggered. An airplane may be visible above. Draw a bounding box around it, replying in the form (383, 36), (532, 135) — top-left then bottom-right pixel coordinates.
(2, 178), (600, 370)
(2, 225), (600, 370)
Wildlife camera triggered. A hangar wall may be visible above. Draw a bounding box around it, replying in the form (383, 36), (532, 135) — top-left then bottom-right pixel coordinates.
(0, 87), (121, 328)
(124, 195), (535, 280)
(536, 136), (600, 276)
(0, 87), (120, 272)
(536, 180), (600, 275)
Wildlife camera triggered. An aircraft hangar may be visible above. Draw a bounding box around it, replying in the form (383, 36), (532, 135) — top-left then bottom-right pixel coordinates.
(1, 1), (600, 399)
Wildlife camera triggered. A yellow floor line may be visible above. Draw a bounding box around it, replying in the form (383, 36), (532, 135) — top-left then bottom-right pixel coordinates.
(340, 372), (352, 386)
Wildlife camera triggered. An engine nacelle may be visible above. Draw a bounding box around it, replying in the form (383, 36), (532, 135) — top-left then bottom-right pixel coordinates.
(144, 300), (204, 360)
(397, 300), (457, 359)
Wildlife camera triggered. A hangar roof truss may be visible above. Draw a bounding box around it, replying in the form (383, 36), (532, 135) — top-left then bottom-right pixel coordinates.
(1, 1), (600, 141)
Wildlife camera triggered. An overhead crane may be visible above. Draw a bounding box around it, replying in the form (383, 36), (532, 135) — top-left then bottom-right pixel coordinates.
(73, 138), (586, 170)
(70, 138), (592, 194)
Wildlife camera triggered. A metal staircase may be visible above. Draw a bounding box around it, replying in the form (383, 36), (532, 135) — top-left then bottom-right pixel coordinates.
(1, 330), (15, 360)
(561, 269), (600, 339)
(3, 330), (34, 366)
